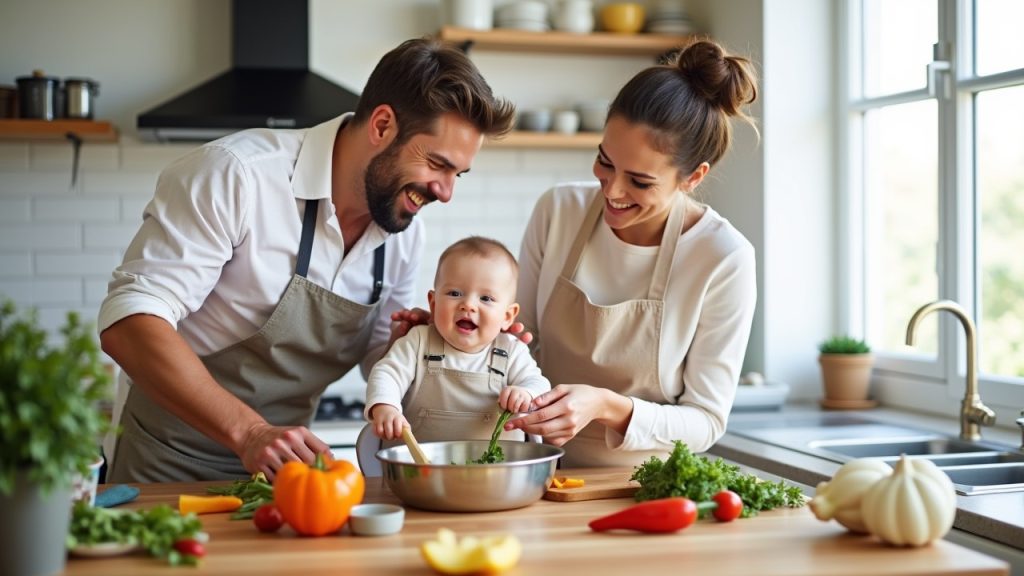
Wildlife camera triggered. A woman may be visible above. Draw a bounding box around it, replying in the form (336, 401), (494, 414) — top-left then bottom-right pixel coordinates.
(506, 40), (759, 467)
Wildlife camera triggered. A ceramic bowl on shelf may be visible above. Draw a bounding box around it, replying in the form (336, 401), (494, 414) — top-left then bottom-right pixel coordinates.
(599, 3), (646, 34)
(517, 109), (553, 132)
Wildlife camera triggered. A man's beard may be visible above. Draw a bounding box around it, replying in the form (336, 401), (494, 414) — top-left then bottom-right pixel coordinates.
(364, 141), (431, 233)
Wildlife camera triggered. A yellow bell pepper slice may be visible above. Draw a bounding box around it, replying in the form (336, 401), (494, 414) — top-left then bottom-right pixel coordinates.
(421, 528), (522, 574)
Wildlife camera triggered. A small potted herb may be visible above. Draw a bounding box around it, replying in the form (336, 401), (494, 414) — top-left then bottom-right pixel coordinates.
(0, 299), (112, 576)
(818, 335), (874, 408)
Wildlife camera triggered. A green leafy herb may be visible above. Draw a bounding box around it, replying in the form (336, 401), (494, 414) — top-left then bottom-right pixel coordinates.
(470, 409), (514, 464)
(66, 500), (204, 566)
(206, 472), (274, 519)
(631, 441), (806, 518)
(0, 299), (114, 496)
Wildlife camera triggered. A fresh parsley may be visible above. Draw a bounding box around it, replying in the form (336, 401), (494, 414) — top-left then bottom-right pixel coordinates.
(66, 500), (204, 566)
(470, 409), (514, 464)
(631, 441), (806, 517)
(207, 472), (273, 519)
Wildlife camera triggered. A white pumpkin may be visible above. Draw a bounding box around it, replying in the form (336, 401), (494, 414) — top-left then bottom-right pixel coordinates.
(810, 458), (893, 533)
(861, 455), (957, 546)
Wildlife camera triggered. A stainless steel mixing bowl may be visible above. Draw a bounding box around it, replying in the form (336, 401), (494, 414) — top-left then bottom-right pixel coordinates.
(376, 440), (564, 512)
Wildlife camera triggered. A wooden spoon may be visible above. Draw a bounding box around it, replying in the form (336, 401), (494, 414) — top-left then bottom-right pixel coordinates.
(402, 426), (431, 465)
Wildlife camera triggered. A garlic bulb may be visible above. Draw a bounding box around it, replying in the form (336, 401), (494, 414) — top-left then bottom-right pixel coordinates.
(810, 458), (892, 533)
(861, 455), (957, 546)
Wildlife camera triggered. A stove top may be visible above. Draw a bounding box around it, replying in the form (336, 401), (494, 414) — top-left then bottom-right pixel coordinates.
(314, 396), (366, 421)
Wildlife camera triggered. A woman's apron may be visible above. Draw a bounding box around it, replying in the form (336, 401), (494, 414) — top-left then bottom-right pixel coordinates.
(110, 199), (385, 482)
(388, 325), (524, 446)
(537, 191), (687, 468)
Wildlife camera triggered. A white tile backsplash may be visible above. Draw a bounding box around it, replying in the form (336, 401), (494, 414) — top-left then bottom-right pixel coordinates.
(0, 224), (81, 250)
(34, 198), (121, 222)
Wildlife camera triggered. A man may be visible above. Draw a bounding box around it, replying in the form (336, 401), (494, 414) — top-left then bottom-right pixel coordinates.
(99, 38), (515, 482)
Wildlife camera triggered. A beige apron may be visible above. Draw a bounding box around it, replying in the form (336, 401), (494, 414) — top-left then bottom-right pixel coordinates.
(110, 199), (386, 482)
(387, 325), (524, 446)
(537, 190), (687, 468)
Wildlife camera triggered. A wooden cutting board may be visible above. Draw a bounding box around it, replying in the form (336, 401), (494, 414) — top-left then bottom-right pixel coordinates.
(543, 469), (640, 502)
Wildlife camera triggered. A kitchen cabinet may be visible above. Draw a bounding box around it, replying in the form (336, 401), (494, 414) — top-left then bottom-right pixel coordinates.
(64, 468), (1009, 575)
(439, 26), (693, 150)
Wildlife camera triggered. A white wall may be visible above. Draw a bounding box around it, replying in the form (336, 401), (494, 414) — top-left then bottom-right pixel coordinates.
(689, 0), (836, 400)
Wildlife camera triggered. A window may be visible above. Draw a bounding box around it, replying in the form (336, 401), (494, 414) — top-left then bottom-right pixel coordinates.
(843, 0), (1024, 407)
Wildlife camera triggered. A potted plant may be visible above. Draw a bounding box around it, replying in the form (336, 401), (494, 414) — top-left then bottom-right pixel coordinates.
(0, 299), (112, 576)
(817, 335), (875, 409)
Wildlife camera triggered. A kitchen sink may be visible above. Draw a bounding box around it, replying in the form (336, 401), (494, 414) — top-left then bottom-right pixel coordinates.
(808, 436), (992, 459)
(727, 414), (1024, 495)
(941, 464), (1024, 495)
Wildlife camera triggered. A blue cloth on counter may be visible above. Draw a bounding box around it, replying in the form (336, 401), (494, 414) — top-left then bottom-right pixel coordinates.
(95, 484), (140, 508)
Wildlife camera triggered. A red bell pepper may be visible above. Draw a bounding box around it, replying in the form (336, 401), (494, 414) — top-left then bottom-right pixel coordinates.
(588, 491), (744, 534)
(588, 497), (697, 533)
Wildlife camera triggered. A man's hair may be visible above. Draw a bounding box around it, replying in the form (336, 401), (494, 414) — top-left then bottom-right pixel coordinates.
(434, 236), (519, 287)
(354, 38), (515, 144)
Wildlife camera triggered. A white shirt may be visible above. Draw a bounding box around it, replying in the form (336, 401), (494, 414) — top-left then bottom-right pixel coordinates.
(517, 183), (756, 453)
(364, 324), (551, 416)
(99, 114), (424, 376)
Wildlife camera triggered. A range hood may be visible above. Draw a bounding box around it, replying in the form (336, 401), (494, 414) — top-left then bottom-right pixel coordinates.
(137, 0), (360, 142)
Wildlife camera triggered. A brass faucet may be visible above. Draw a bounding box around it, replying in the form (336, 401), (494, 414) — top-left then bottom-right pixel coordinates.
(906, 300), (996, 441)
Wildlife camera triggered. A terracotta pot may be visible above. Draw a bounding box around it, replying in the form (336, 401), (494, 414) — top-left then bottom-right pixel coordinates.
(819, 353), (874, 401)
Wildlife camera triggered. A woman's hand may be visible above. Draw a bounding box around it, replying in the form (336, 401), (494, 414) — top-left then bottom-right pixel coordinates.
(503, 384), (630, 446)
(388, 307), (431, 348)
(503, 322), (533, 345)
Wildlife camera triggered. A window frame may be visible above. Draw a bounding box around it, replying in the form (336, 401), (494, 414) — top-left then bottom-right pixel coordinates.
(839, 0), (1024, 415)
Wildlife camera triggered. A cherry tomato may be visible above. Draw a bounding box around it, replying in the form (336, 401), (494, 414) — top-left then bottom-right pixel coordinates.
(253, 503), (285, 533)
(173, 538), (206, 557)
(711, 490), (744, 522)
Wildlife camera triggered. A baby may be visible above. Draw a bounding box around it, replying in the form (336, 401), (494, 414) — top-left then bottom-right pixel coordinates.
(365, 236), (550, 442)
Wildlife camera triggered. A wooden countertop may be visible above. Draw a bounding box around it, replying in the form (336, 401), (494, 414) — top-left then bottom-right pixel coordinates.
(65, 468), (1008, 576)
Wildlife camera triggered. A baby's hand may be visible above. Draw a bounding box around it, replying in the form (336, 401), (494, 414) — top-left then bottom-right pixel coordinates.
(499, 386), (533, 414)
(370, 404), (409, 440)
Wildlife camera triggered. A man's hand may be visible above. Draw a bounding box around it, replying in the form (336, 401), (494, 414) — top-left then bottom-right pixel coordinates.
(503, 321), (533, 346)
(239, 422), (331, 481)
(499, 386), (533, 414)
(370, 403), (409, 440)
(388, 307), (431, 349)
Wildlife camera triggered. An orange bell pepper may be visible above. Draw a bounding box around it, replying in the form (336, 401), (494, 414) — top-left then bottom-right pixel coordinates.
(273, 453), (365, 536)
(551, 477), (585, 489)
(178, 494), (243, 515)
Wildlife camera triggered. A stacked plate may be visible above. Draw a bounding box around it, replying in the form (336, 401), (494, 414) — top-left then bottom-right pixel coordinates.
(496, 0), (550, 32)
(645, 0), (695, 35)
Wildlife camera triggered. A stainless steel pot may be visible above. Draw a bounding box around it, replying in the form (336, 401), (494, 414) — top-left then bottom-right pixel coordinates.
(64, 78), (99, 119)
(16, 70), (60, 120)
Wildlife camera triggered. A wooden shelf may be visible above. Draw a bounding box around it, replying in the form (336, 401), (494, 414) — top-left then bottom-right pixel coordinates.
(439, 26), (693, 57)
(0, 119), (118, 142)
(488, 130), (602, 149)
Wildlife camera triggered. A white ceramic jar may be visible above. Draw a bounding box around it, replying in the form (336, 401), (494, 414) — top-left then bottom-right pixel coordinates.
(442, 0), (494, 30)
(554, 0), (595, 33)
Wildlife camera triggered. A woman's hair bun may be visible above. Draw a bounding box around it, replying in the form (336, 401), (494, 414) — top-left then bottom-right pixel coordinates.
(676, 40), (757, 116)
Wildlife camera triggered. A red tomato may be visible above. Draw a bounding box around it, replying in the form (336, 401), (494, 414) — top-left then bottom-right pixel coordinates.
(711, 490), (744, 522)
(253, 504), (285, 533)
(173, 539), (206, 557)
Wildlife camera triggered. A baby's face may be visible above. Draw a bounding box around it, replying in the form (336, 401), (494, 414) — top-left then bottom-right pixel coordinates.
(429, 253), (519, 354)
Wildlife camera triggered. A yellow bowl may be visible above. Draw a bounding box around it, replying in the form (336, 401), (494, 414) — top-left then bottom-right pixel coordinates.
(600, 3), (646, 34)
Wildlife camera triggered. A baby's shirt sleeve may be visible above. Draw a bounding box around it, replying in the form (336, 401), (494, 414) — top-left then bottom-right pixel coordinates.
(363, 326), (425, 420)
(504, 337), (552, 399)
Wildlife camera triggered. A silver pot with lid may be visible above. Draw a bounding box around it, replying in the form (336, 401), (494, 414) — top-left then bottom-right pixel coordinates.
(16, 70), (60, 120)
(64, 78), (100, 119)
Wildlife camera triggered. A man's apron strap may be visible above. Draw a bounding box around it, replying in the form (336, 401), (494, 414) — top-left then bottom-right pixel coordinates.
(295, 199), (319, 278)
(370, 244), (385, 304)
